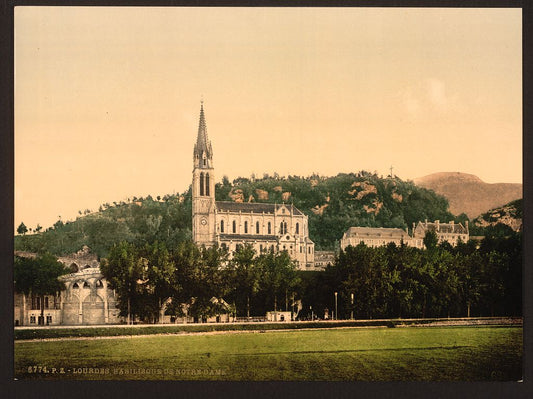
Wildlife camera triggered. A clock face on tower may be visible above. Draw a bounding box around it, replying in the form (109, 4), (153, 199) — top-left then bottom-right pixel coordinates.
(200, 217), (208, 226)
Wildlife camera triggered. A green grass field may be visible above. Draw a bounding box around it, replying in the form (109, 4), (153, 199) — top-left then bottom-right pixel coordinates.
(14, 325), (522, 381)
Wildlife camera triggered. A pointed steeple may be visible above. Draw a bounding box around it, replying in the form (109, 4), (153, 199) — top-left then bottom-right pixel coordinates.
(194, 101), (213, 162)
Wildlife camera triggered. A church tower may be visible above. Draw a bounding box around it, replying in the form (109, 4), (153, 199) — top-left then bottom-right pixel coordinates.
(192, 102), (217, 247)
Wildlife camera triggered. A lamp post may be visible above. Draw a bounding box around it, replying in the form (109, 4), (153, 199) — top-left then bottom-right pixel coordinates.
(351, 293), (354, 320)
(334, 292), (338, 321)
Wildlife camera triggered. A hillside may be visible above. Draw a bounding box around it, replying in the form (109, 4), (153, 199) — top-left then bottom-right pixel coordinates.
(413, 172), (522, 218)
(472, 199), (522, 233)
(15, 172), (458, 256)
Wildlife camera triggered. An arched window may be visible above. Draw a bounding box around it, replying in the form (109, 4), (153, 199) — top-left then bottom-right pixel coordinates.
(72, 282), (79, 289)
(285, 222), (288, 234)
(256, 221), (260, 234)
(260, 244), (263, 252)
(95, 280), (104, 289)
(295, 223), (299, 235)
(244, 221), (248, 234)
(220, 220), (224, 233)
(199, 172), (205, 196)
(232, 220), (236, 233)
(280, 222), (284, 234)
(83, 281), (90, 288)
(205, 173), (210, 196)
(268, 222), (271, 234)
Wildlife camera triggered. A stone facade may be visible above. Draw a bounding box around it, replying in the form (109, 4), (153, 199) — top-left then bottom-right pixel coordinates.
(340, 227), (415, 250)
(413, 220), (469, 247)
(14, 246), (122, 326)
(191, 104), (316, 270)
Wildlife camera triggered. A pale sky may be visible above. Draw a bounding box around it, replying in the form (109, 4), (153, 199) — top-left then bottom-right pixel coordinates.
(15, 7), (522, 231)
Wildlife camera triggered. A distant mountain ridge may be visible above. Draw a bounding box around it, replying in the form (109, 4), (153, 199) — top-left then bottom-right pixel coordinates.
(413, 172), (522, 218)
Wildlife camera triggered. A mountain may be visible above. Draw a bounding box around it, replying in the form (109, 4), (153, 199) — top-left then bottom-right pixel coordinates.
(413, 172), (522, 219)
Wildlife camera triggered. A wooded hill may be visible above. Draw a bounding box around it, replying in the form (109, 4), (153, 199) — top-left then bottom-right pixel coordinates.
(15, 172), (475, 257)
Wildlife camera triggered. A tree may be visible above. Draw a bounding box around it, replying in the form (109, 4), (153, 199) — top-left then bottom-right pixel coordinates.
(14, 253), (67, 325)
(35, 224), (43, 233)
(170, 242), (230, 321)
(423, 230), (438, 250)
(17, 222), (28, 235)
(135, 241), (177, 323)
(229, 244), (260, 317)
(258, 249), (300, 316)
(100, 241), (144, 324)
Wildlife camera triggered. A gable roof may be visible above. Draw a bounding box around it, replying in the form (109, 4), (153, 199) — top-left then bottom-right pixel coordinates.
(415, 221), (468, 234)
(343, 227), (409, 239)
(216, 201), (304, 216)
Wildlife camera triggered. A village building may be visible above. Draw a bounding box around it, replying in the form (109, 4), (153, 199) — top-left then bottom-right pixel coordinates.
(340, 227), (413, 250)
(313, 250), (336, 270)
(412, 220), (469, 247)
(191, 103), (317, 270)
(14, 246), (121, 326)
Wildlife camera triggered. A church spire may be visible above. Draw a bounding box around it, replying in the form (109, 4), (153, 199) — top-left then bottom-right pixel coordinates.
(194, 101), (213, 162)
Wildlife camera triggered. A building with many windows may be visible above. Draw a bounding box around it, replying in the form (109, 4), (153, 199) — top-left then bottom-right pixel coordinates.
(340, 220), (469, 251)
(412, 219), (469, 247)
(340, 227), (413, 250)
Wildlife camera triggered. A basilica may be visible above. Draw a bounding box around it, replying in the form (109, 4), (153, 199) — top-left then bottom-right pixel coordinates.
(191, 104), (317, 270)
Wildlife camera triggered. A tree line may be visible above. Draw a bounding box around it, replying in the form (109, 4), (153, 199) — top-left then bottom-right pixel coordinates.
(14, 229), (521, 324)
(299, 231), (522, 320)
(100, 241), (299, 323)
(100, 230), (521, 323)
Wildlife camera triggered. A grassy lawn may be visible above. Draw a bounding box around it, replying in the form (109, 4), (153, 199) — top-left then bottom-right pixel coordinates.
(14, 325), (522, 381)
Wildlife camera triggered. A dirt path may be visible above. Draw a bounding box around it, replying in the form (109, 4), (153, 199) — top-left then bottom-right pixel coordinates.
(15, 318), (522, 343)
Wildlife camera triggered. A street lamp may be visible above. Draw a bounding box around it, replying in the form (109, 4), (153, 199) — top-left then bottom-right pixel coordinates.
(334, 292), (338, 321)
(351, 293), (354, 320)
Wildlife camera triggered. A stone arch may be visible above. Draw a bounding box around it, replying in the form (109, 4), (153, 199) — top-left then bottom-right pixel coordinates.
(82, 293), (105, 325)
(69, 263), (79, 273)
(62, 293), (80, 325)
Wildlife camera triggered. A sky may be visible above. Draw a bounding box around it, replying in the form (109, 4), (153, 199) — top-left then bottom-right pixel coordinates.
(14, 7), (522, 231)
